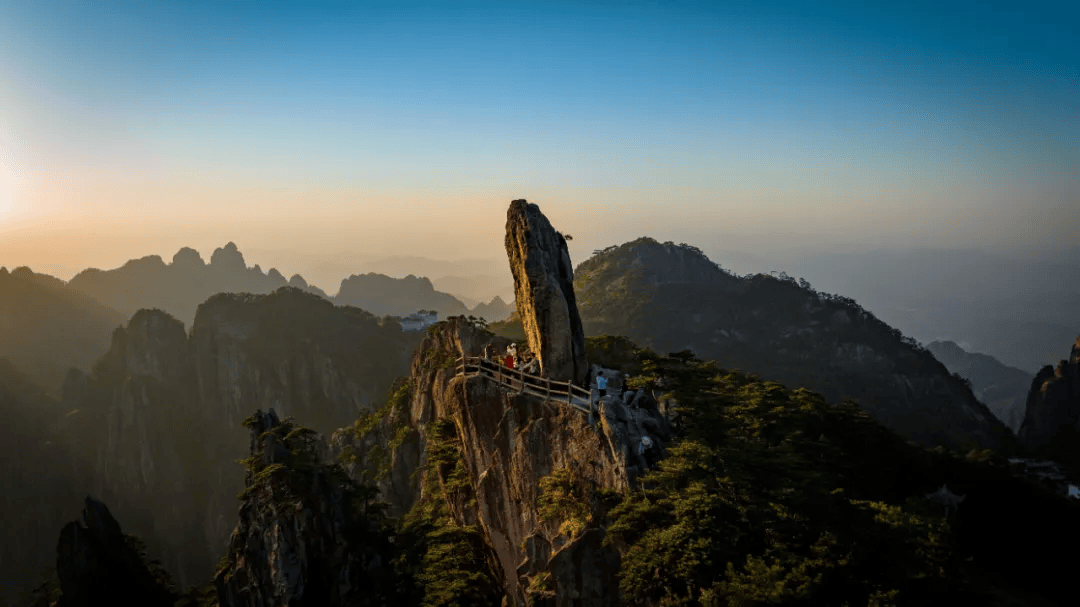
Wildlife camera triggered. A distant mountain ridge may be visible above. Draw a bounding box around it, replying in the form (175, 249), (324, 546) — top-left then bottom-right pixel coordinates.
(67, 243), (329, 328)
(335, 272), (511, 321)
(574, 237), (1013, 452)
(65, 243), (512, 327)
(0, 266), (126, 391)
(926, 340), (1031, 432)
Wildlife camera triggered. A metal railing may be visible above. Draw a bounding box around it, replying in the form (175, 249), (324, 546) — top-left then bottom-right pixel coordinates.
(454, 356), (594, 415)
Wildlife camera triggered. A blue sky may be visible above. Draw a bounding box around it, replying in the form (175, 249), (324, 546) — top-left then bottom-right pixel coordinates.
(0, 0), (1076, 284)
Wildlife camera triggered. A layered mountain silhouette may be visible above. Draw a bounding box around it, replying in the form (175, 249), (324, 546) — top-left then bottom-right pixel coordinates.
(66, 243), (512, 328)
(335, 272), (511, 321)
(66, 243), (329, 328)
(15, 203), (1080, 606)
(775, 247), (1080, 374)
(0, 266), (125, 391)
(20, 287), (425, 597)
(926, 340), (1031, 432)
(571, 237), (1012, 452)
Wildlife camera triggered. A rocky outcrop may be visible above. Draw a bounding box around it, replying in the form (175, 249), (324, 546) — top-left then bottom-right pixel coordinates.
(1018, 338), (1080, 471)
(215, 409), (396, 607)
(55, 288), (421, 591)
(337, 316), (670, 605)
(505, 199), (587, 385)
(575, 238), (1013, 452)
(53, 496), (176, 607)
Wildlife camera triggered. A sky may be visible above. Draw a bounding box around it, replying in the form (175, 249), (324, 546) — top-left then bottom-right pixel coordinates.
(0, 0), (1076, 288)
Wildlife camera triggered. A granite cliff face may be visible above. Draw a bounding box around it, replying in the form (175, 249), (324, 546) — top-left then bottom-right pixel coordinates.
(216, 409), (397, 607)
(1018, 338), (1080, 472)
(333, 316), (670, 605)
(926, 340), (1031, 432)
(56, 288), (420, 591)
(505, 199), (588, 384)
(575, 238), (1013, 452)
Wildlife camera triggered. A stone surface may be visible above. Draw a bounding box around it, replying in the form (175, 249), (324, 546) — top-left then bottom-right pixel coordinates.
(215, 409), (396, 607)
(54, 496), (175, 607)
(56, 288), (420, 590)
(505, 199), (588, 385)
(346, 318), (670, 605)
(1018, 338), (1080, 472)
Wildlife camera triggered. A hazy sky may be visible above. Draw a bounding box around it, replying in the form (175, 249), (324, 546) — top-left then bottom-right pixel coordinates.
(0, 0), (1076, 285)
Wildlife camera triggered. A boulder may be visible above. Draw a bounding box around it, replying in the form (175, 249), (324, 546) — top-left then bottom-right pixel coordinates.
(505, 199), (587, 385)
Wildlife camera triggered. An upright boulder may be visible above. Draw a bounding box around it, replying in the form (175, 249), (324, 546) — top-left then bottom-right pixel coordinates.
(505, 199), (587, 384)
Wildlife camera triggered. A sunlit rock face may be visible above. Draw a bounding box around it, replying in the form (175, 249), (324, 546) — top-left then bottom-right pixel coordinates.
(505, 199), (588, 385)
(215, 409), (395, 607)
(335, 316), (671, 605)
(1019, 338), (1080, 472)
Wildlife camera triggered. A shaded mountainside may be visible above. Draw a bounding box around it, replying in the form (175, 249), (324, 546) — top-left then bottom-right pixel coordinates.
(67, 243), (329, 328)
(41, 287), (422, 597)
(1018, 337), (1080, 474)
(0, 266), (125, 392)
(331, 320), (1078, 606)
(574, 238), (1013, 452)
(927, 340), (1031, 433)
(0, 359), (89, 607)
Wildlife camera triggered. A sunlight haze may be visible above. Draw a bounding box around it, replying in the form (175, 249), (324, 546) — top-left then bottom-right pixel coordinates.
(0, 0), (1075, 298)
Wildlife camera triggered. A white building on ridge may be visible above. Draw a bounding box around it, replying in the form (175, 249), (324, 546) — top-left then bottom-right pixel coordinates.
(401, 310), (438, 331)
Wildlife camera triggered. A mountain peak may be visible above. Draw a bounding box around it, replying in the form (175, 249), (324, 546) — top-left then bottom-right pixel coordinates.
(210, 242), (245, 270)
(171, 247), (205, 268)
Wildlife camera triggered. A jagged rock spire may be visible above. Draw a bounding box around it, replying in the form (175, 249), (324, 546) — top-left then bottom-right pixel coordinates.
(505, 199), (588, 385)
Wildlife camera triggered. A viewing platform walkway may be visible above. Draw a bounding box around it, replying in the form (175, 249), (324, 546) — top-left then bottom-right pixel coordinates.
(454, 356), (594, 415)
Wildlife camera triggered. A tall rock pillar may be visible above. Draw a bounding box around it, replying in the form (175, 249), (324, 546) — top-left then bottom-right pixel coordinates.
(505, 199), (588, 385)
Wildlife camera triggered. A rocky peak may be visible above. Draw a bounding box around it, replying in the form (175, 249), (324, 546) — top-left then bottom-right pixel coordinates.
(120, 309), (191, 383)
(210, 242), (246, 272)
(215, 409), (397, 606)
(578, 237), (739, 288)
(52, 496), (176, 607)
(170, 247), (205, 269)
(1019, 337), (1080, 473)
(338, 316), (671, 604)
(504, 199), (588, 385)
